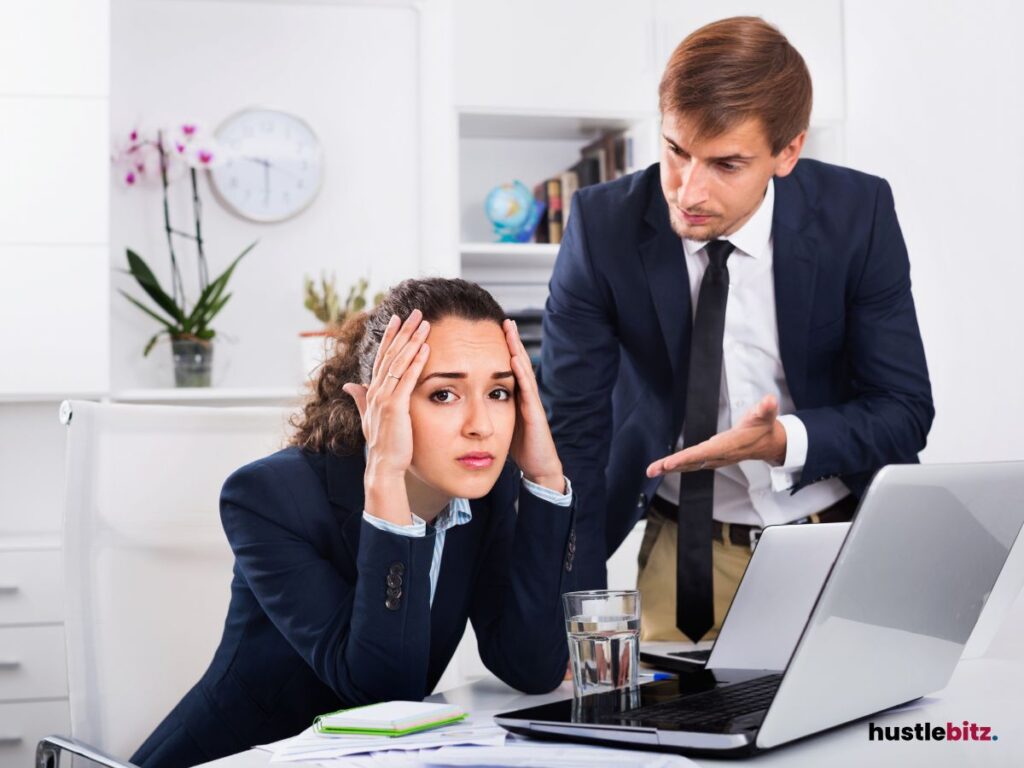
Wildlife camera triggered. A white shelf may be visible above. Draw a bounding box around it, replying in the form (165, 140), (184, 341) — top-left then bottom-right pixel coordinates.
(0, 533), (61, 551)
(458, 107), (654, 141)
(109, 387), (304, 404)
(0, 392), (106, 404)
(460, 242), (559, 258)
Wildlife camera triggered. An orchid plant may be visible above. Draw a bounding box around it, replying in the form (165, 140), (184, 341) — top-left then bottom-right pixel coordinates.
(112, 123), (256, 355)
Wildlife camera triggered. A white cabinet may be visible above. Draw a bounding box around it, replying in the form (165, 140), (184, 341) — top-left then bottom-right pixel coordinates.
(0, 0), (109, 752)
(0, 98), (110, 246)
(454, 0), (659, 115)
(0, 0), (109, 97)
(0, 700), (71, 768)
(0, 246), (109, 397)
(456, 109), (658, 311)
(0, 544), (69, 766)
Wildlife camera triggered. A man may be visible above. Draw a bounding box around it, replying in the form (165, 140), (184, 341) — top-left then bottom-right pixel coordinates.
(540, 16), (933, 642)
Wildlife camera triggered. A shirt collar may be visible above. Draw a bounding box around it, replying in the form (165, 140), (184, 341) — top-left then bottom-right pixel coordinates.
(682, 177), (774, 260)
(413, 497), (473, 532)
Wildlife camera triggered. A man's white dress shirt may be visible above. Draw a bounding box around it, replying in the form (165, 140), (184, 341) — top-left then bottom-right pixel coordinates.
(656, 179), (849, 526)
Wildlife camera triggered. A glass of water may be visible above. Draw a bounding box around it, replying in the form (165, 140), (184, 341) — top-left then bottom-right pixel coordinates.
(562, 589), (641, 697)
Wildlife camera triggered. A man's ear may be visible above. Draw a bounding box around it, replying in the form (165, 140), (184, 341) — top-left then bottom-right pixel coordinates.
(773, 130), (807, 178)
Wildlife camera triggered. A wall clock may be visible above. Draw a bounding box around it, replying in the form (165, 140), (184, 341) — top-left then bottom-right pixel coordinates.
(210, 108), (324, 223)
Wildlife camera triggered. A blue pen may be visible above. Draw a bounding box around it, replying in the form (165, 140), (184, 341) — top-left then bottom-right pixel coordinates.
(653, 672), (675, 681)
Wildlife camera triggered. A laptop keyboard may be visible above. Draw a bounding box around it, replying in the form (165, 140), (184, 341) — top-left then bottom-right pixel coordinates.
(612, 674), (783, 733)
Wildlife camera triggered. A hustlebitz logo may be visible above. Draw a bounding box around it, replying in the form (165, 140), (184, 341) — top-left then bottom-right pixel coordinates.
(868, 721), (998, 742)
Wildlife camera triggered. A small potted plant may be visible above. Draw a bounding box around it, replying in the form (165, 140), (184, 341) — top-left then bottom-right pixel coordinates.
(300, 274), (381, 378)
(113, 123), (256, 387)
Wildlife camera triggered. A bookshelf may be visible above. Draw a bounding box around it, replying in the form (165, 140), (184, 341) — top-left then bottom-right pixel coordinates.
(456, 107), (659, 312)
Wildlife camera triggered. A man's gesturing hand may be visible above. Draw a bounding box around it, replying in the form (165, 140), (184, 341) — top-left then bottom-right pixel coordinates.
(645, 394), (787, 478)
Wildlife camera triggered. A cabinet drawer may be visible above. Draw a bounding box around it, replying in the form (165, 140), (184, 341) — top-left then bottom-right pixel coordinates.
(0, 625), (67, 701)
(0, 549), (63, 625)
(0, 699), (71, 767)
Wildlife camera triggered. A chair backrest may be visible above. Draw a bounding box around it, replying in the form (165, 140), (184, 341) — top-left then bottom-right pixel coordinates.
(59, 400), (293, 760)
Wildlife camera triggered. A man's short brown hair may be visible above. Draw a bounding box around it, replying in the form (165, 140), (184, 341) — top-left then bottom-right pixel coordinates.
(658, 16), (812, 156)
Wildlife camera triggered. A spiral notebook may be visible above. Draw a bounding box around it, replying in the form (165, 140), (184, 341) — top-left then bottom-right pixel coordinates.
(313, 700), (467, 737)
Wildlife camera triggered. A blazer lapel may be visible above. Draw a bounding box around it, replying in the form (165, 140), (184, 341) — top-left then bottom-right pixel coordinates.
(325, 451), (367, 562)
(772, 171), (820, 407)
(638, 174), (691, 401)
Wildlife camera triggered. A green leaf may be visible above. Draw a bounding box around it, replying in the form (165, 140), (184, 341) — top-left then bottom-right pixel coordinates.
(118, 289), (180, 331)
(196, 328), (215, 340)
(125, 249), (185, 323)
(197, 292), (231, 330)
(187, 241), (256, 327)
(143, 329), (170, 356)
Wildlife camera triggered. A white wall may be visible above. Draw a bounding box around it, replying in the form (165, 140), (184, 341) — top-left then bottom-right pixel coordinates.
(843, 0), (1024, 463)
(109, 0), (430, 390)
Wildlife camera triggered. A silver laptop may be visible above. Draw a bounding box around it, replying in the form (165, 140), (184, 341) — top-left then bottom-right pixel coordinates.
(495, 461), (1024, 757)
(640, 520), (850, 673)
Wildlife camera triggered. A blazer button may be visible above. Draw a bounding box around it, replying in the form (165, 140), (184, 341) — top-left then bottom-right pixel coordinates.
(637, 493), (647, 508)
(565, 558), (574, 572)
(386, 586), (403, 600)
(568, 539), (576, 554)
(389, 562), (405, 575)
(385, 596), (401, 611)
(386, 573), (402, 589)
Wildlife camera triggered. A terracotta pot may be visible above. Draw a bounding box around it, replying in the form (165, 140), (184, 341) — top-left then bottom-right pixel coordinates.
(299, 330), (336, 381)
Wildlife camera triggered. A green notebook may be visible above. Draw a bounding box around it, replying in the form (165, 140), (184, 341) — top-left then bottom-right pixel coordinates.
(313, 700), (467, 737)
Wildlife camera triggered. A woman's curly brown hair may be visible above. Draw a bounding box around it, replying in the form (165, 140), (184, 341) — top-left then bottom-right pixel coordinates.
(290, 277), (506, 455)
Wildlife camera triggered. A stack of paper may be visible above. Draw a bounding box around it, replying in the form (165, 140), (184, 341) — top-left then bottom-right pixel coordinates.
(262, 714), (506, 763)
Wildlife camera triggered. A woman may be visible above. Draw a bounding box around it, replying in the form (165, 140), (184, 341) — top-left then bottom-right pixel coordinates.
(131, 278), (578, 768)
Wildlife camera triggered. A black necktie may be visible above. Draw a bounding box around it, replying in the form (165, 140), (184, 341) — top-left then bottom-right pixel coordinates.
(676, 239), (734, 642)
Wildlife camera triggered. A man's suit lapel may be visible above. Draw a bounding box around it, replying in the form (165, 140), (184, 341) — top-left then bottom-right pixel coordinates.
(772, 169), (820, 407)
(325, 451), (367, 563)
(639, 174), (691, 404)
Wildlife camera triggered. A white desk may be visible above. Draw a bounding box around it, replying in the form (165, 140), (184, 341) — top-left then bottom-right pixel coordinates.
(198, 654), (1024, 768)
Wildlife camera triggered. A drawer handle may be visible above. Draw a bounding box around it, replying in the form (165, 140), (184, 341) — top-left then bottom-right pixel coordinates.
(0, 585), (19, 595)
(0, 737), (23, 746)
(0, 660), (21, 670)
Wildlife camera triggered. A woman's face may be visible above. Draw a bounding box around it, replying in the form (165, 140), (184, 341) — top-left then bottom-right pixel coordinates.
(406, 316), (516, 501)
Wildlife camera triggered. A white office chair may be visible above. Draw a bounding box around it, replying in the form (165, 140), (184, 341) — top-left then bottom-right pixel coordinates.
(37, 400), (292, 768)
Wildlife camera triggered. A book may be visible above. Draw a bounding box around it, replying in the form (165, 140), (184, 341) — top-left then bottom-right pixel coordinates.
(313, 700), (467, 737)
(580, 137), (608, 183)
(559, 170), (579, 229)
(546, 177), (563, 243)
(532, 180), (549, 243)
(571, 156), (601, 188)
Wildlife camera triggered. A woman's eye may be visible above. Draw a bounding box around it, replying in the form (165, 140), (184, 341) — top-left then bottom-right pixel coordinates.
(430, 390), (456, 404)
(489, 388), (512, 401)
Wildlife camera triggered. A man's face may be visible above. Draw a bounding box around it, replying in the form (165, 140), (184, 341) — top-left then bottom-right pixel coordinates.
(659, 111), (805, 242)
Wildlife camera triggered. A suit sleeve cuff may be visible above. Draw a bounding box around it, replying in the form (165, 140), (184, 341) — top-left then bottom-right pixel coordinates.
(521, 474), (573, 507)
(362, 510), (428, 537)
(771, 415), (808, 492)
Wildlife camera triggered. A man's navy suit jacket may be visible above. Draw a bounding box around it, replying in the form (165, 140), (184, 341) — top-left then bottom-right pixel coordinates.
(132, 447), (576, 768)
(540, 159), (934, 590)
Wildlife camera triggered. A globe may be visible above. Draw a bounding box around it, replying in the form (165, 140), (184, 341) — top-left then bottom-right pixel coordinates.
(484, 180), (544, 242)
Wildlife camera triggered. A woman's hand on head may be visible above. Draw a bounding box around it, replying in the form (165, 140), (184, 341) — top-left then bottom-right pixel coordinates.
(342, 310), (431, 525)
(503, 319), (565, 494)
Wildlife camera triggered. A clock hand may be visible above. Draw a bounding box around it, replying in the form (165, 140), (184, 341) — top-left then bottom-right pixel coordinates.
(241, 154), (300, 180)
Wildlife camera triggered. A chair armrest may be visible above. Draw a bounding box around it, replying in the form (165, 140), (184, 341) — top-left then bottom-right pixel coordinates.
(36, 735), (137, 768)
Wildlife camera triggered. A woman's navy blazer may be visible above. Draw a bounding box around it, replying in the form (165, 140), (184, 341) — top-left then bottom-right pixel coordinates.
(132, 446), (578, 767)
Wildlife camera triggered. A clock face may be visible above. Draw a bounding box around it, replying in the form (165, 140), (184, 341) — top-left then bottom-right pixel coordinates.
(210, 108), (324, 222)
